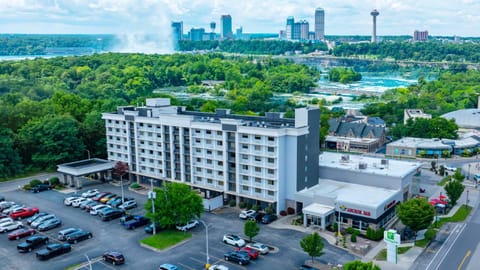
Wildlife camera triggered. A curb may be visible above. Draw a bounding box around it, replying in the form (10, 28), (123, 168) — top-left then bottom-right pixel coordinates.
(139, 235), (192, 253)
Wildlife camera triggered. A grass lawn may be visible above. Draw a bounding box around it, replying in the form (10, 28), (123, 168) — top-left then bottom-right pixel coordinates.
(140, 230), (192, 250)
(375, 246), (412, 260)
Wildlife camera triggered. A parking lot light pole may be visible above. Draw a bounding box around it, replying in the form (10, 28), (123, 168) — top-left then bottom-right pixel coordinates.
(198, 219), (211, 269)
(120, 175), (125, 204)
(85, 149), (91, 160)
(149, 179), (157, 235)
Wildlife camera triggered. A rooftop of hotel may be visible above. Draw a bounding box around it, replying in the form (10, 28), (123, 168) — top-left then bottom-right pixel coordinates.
(298, 179), (399, 207)
(319, 152), (421, 178)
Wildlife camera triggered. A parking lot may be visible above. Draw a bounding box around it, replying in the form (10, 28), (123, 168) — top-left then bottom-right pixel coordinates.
(0, 175), (355, 270)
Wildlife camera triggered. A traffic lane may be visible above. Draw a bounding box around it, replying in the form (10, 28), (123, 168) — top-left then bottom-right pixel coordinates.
(438, 223), (480, 270)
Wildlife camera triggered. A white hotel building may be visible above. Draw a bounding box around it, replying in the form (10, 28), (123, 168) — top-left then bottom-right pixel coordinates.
(102, 98), (320, 213)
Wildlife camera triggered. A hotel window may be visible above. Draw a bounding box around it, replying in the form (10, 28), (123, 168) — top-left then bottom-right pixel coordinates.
(196, 167), (202, 172)
(255, 178), (261, 183)
(242, 134), (248, 139)
(217, 131), (222, 136)
(255, 135), (261, 140)
(207, 179), (213, 184)
(207, 169), (213, 174)
(217, 151), (222, 156)
(268, 136), (274, 142)
(195, 148), (201, 153)
(195, 129), (201, 134)
(255, 167), (261, 173)
(267, 169), (274, 175)
(217, 141), (223, 146)
(242, 144), (248, 149)
(206, 150), (212, 155)
(267, 190), (274, 196)
(206, 139), (212, 144)
(267, 158), (274, 163)
(255, 188), (261, 193)
(196, 177), (202, 182)
(267, 180), (274, 186)
(242, 165), (249, 170)
(242, 175), (249, 181)
(218, 161), (223, 166)
(254, 145), (261, 151)
(206, 130), (211, 135)
(267, 147), (274, 152)
(196, 158), (201, 162)
(218, 171), (224, 176)
(218, 181), (224, 186)
(242, 186), (249, 191)
(255, 156), (261, 162)
(195, 139), (201, 143)
(206, 159), (213, 164)
(242, 154), (248, 160)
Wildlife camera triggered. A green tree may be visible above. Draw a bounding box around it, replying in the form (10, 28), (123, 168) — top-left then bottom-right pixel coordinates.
(0, 127), (22, 178)
(445, 180), (465, 206)
(344, 260), (381, 270)
(244, 220), (260, 242)
(144, 182), (203, 228)
(452, 169), (465, 182)
(300, 232), (324, 263)
(397, 198), (435, 241)
(16, 114), (84, 169)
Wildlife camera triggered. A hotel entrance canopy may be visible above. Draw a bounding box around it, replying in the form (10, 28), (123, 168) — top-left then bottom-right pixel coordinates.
(57, 158), (116, 177)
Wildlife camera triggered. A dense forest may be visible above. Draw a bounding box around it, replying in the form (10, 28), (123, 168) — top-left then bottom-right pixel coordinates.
(328, 67), (362, 83)
(178, 40), (328, 55)
(332, 41), (480, 62)
(0, 53), (319, 177)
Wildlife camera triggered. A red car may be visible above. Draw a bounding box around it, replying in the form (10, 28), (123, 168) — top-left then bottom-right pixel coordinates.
(10, 207), (40, 220)
(236, 246), (259, 260)
(8, 228), (36, 240)
(92, 192), (111, 202)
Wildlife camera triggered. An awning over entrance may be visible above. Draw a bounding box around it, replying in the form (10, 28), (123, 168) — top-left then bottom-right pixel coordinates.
(57, 158), (116, 188)
(302, 203), (335, 230)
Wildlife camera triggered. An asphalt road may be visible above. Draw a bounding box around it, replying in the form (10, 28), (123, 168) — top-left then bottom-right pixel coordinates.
(0, 175), (356, 270)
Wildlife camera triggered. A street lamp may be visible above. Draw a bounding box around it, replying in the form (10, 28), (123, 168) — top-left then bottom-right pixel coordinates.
(468, 163), (471, 181)
(198, 219), (211, 269)
(149, 179), (157, 235)
(85, 149), (91, 160)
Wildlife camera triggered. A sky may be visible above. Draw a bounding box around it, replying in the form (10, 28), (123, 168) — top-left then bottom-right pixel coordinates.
(0, 0), (479, 37)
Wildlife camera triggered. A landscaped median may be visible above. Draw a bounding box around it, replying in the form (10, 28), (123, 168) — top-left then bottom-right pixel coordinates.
(140, 230), (192, 251)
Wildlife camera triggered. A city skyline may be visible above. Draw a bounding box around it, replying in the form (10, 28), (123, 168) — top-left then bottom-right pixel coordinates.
(0, 0), (479, 37)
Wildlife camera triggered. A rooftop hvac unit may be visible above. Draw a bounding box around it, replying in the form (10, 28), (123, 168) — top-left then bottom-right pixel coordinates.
(358, 162), (368, 169)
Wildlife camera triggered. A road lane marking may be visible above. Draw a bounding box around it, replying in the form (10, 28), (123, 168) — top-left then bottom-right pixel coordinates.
(426, 224), (460, 270)
(457, 250), (471, 270)
(429, 223), (467, 270)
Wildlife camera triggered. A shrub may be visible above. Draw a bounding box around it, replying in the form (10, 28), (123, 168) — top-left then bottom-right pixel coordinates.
(23, 184), (31, 191)
(332, 223), (338, 232)
(49, 177), (60, 186)
(287, 207), (295, 215)
(246, 203), (252, 210)
(265, 207), (273, 215)
(346, 227), (355, 234)
(239, 201), (247, 209)
(424, 228), (437, 240)
(280, 210), (287, 216)
(130, 183), (140, 189)
(252, 204), (260, 211)
(350, 234), (357, 242)
(343, 235), (347, 248)
(229, 200), (236, 207)
(29, 179), (42, 187)
(366, 228), (384, 241)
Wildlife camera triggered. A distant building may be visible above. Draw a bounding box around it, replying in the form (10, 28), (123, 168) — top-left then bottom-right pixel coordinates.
(441, 97), (480, 129)
(370, 9), (380, 43)
(171, 21), (183, 48)
(286, 16), (294, 40)
(413, 30), (428, 42)
(189, 28), (205, 41)
(314, 8), (325, 40)
(404, 109), (432, 124)
(386, 137), (480, 158)
(220, 15), (233, 39)
(299, 20), (309, 40)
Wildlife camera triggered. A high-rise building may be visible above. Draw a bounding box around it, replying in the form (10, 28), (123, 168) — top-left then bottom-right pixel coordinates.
(171, 21), (183, 49)
(286, 16), (294, 40)
(220, 15), (233, 39)
(314, 8), (325, 40)
(299, 20), (309, 40)
(189, 28), (205, 41)
(102, 98), (320, 214)
(370, 9), (380, 43)
(413, 30), (428, 42)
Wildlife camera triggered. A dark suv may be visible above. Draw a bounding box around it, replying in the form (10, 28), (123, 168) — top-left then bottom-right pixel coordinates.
(30, 184), (51, 193)
(100, 208), (125, 221)
(224, 250), (250, 265)
(103, 251), (125, 265)
(17, 235), (49, 252)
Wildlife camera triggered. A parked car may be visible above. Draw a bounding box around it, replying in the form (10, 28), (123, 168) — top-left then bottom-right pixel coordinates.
(298, 265), (316, 270)
(106, 197), (123, 207)
(90, 204), (111, 215)
(84, 201), (100, 212)
(26, 212), (49, 225)
(0, 201), (15, 211)
(239, 209), (256, 219)
(31, 214), (56, 229)
(17, 235), (49, 252)
(71, 197), (88, 208)
(79, 199), (96, 210)
(10, 207), (40, 220)
(261, 214), (277, 224)
(145, 223), (165, 234)
(3, 204), (25, 215)
(120, 214), (135, 225)
(30, 184), (52, 193)
(123, 215), (150, 230)
(208, 265), (229, 270)
(92, 192), (111, 202)
(66, 230), (92, 244)
(8, 228), (36, 240)
(64, 196), (80, 206)
(37, 218), (62, 231)
(236, 247), (259, 260)
(35, 243), (71, 260)
(159, 263), (182, 270)
(100, 208), (125, 221)
(0, 217), (13, 225)
(103, 251), (125, 265)
(0, 221), (23, 232)
(248, 212), (265, 222)
(246, 242), (269, 254)
(99, 193), (117, 204)
(224, 250), (250, 265)
(222, 234), (246, 247)
(118, 200), (137, 210)
(176, 219), (199, 232)
(58, 228), (81, 241)
(81, 189), (99, 198)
